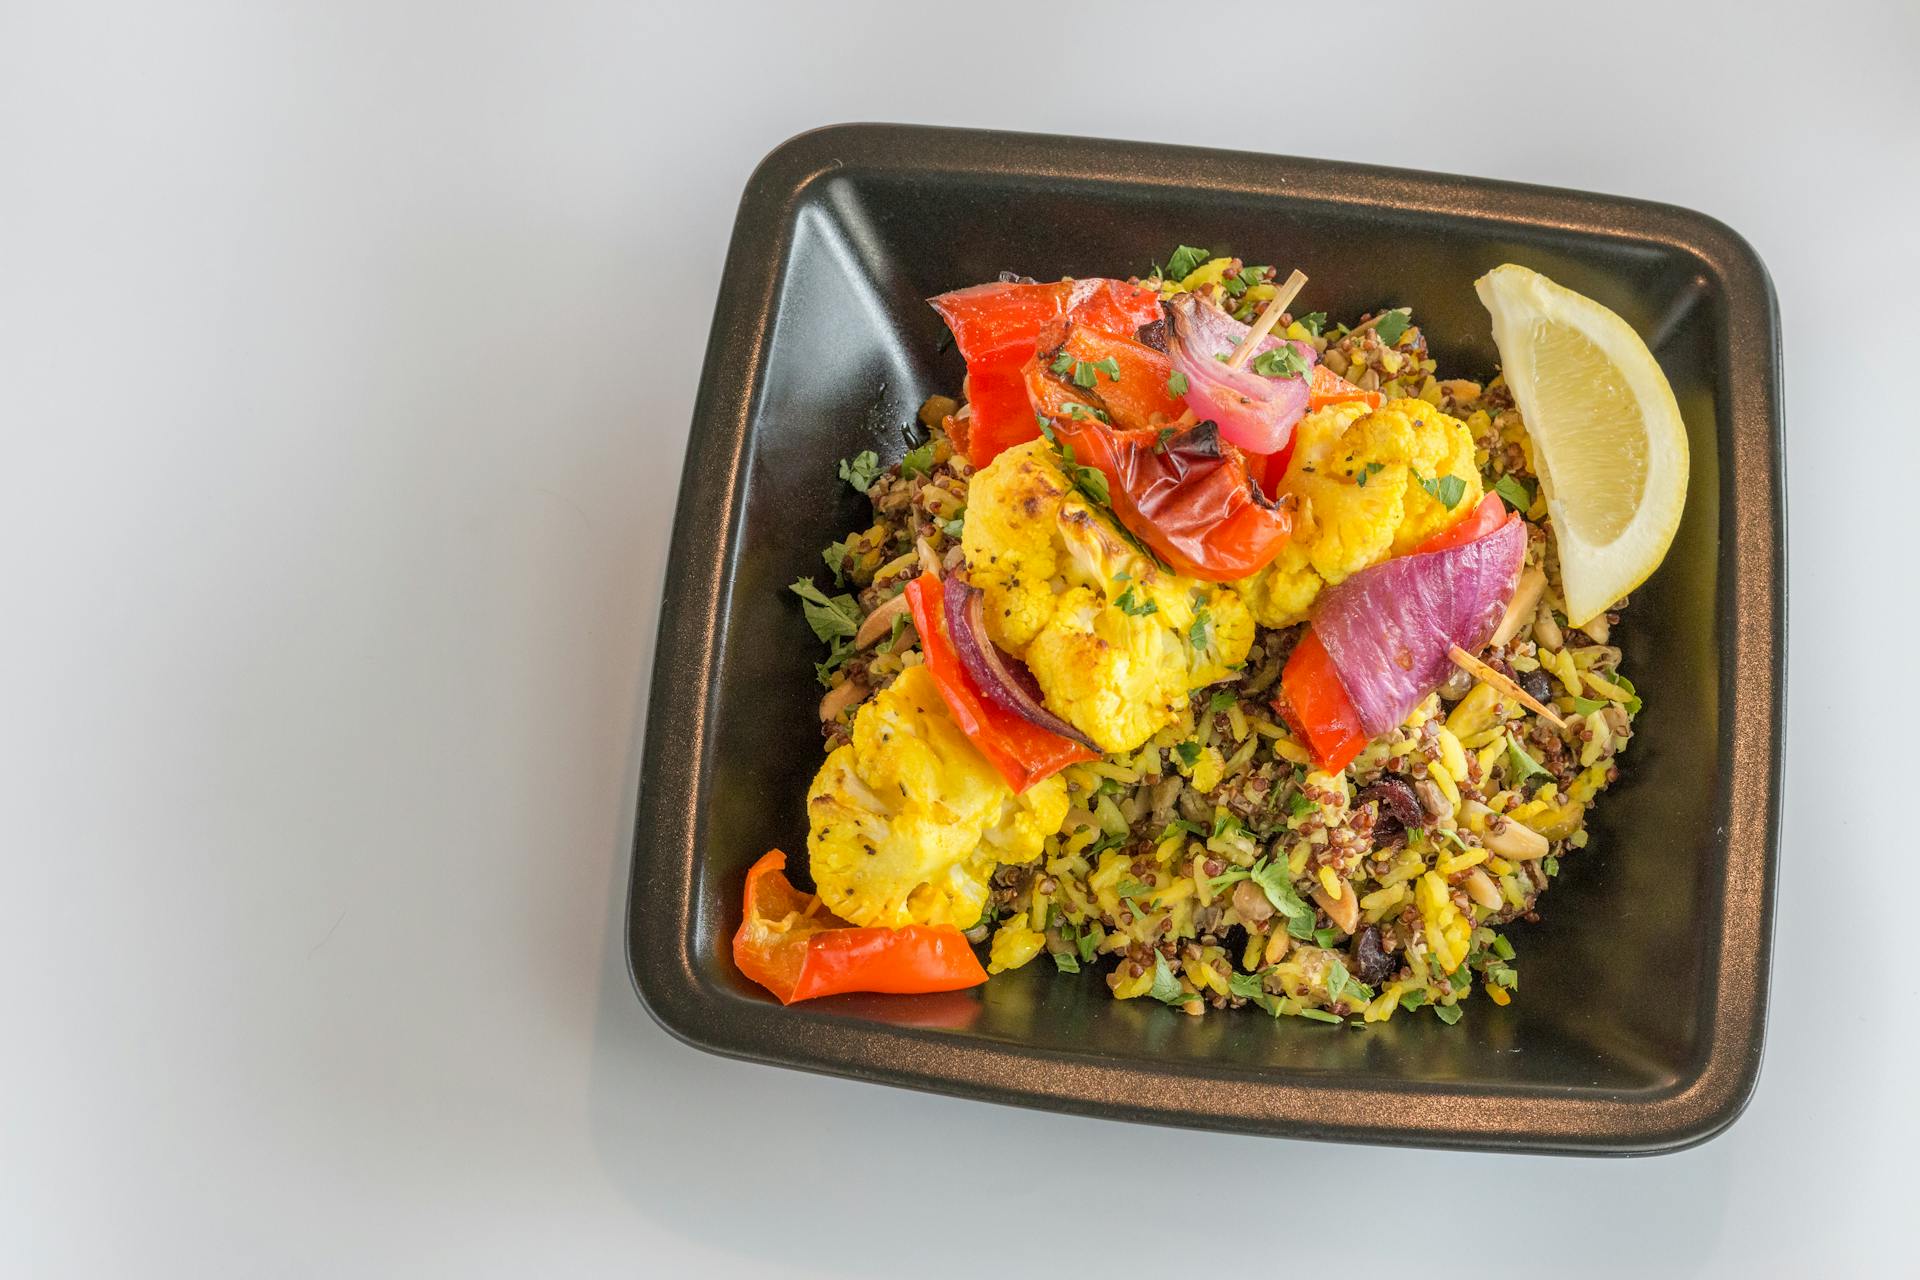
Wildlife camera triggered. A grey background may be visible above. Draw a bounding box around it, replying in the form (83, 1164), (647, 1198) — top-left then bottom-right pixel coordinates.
(4, 1), (1913, 1275)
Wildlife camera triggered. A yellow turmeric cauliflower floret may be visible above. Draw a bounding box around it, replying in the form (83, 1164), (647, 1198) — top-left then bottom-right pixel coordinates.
(961, 439), (1254, 753)
(1230, 398), (1483, 626)
(806, 665), (1068, 928)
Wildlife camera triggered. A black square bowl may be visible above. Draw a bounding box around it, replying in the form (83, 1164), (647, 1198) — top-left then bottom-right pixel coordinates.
(629, 123), (1784, 1154)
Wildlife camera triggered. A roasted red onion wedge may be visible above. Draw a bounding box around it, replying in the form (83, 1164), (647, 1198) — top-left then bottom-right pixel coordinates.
(1311, 517), (1527, 737)
(941, 574), (1097, 750)
(1164, 294), (1318, 455)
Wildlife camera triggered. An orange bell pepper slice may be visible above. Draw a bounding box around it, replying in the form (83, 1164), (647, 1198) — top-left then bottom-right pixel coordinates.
(733, 850), (989, 1004)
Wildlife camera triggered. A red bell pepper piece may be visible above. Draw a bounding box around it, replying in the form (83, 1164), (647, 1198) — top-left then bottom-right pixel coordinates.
(1413, 491), (1508, 555)
(1047, 325), (1187, 433)
(1308, 364), (1384, 413)
(1275, 628), (1369, 774)
(930, 279), (1162, 469)
(733, 850), (988, 1004)
(1050, 416), (1293, 583)
(903, 572), (1097, 792)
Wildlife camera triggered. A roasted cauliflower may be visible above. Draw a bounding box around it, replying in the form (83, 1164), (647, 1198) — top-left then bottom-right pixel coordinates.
(1232, 397), (1482, 626)
(961, 439), (1254, 753)
(806, 665), (1069, 928)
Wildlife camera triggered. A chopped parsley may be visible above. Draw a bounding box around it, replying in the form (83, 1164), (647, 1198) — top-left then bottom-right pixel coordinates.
(1543, 856), (1560, 877)
(1164, 245), (1210, 280)
(1287, 790), (1315, 819)
(1433, 1002), (1463, 1025)
(1158, 818), (1206, 843)
(1249, 858), (1317, 939)
(1228, 970), (1286, 1017)
(1313, 927), (1340, 949)
(821, 538), (850, 585)
(1147, 953), (1192, 1006)
(1116, 878), (1154, 901)
(1223, 264), (1270, 297)
(1295, 311), (1327, 337)
(1413, 469), (1467, 510)
(1165, 371), (1189, 397)
(1174, 741), (1203, 768)
(1571, 695), (1607, 715)
(1077, 928), (1099, 964)
(1114, 584), (1158, 616)
(1372, 309), (1411, 345)
(1051, 950), (1080, 973)
(1209, 689), (1236, 713)
(1294, 1007), (1344, 1024)
(838, 450), (881, 491)
(1324, 956), (1374, 1007)
(1250, 344), (1309, 379)
(940, 513), (966, 539)
(1486, 962), (1519, 990)
(788, 578), (860, 642)
(1209, 810), (1242, 840)
(1493, 472), (1534, 512)
(1491, 934), (1516, 961)
(1398, 987), (1429, 1011)
(1061, 401), (1110, 423)
(1505, 732), (1552, 783)
(900, 440), (936, 479)
(1355, 461), (1385, 488)
(1189, 607), (1212, 650)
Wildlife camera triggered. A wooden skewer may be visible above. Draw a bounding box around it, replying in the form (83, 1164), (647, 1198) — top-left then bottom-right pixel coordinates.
(1225, 269), (1308, 369)
(1447, 645), (1568, 731)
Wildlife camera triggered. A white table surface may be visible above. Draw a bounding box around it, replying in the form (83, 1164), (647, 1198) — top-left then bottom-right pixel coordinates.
(6, 2), (1916, 1274)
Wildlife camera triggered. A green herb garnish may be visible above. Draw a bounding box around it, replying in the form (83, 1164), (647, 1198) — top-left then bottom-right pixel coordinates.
(1165, 371), (1189, 397)
(1209, 690), (1236, 713)
(1295, 1007), (1344, 1024)
(821, 538), (850, 585)
(1250, 344), (1309, 379)
(1506, 732), (1552, 783)
(838, 450), (881, 491)
(1372, 309), (1411, 345)
(1414, 469), (1467, 510)
(1174, 741), (1202, 767)
(1314, 927), (1340, 949)
(1355, 461), (1385, 488)
(1493, 473), (1534, 512)
(1296, 311), (1326, 337)
(881, 611), (911, 653)
(1491, 934), (1516, 962)
(1114, 585), (1158, 616)
(1147, 953), (1192, 1006)
(789, 578), (860, 642)
(1433, 1002), (1463, 1025)
(1164, 245), (1210, 280)
(1189, 608), (1213, 650)
(1249, 858), (1317, 940)
(1051, 950), (1081, 974)
(940, 513), (966, 539)
(1543, 856), (1560, 877)
(1399, 987), (1429, 1011)
(1287, 790), (1314, 819)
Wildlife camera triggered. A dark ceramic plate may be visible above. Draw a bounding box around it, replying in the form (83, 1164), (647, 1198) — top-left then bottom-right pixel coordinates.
(628, 123), (1784, 1154)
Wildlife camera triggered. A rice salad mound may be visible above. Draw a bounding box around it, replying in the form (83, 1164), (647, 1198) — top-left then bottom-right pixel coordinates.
(779, 259), (1642, 1026)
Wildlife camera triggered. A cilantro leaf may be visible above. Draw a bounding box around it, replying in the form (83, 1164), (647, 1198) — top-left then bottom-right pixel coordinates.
(788, 578), (860, 642)
(1209, 689), (1236, 713)
(1296, 311), (1326, 337)
(1174, 741), (1202, 768)
(1147, 953), (1191, 1006)
(940, 513), (966, 539)
(1050, 351), (1075, 376)
(1287, 790), (1314, 819)
(1571, 695), (1607, 715)
(881, 611), (911, 653)
(1114, 585), (1158, 616)
(1250, 344), (1309, 379)
(1355, 461), (1385, 488)
(1294, 1007), (1344, 1024)
(1314, 927), (1340, 949)
(1116, 878), (1154, 901)
(1434, 1002), (1463, 1025)
(1228, 970), (1284, 1016)
(1398, 987), (1428, 1011)
(1051, 950), (1081, 974)
(900, 440), (936, 479)
(1491, 934), (1516, 961)
(1164, 245), (1210, 280)
(1414, 469), (1467, 510)
(1158, 818), (1206, 844)
(1493, 473), (1534, 513)
(838, 450), (881, 491)
(1209, 810), (1242, 840)
(1543, 855), (1560, 877)
(1372, 309), (1411, 345)
(1077, 929), (1099, 963)
(1166, 371), (1189, 397)
(813, 635), (854, 688)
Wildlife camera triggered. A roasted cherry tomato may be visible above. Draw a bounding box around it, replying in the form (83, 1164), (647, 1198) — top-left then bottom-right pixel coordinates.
(733, 850), (988, 1004)
(1049, 416), (1293, 582)
(904, 572), (1096, 792)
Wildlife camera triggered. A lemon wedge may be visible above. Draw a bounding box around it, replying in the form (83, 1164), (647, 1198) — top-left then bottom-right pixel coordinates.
(1475, 264), (1688, 627)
